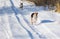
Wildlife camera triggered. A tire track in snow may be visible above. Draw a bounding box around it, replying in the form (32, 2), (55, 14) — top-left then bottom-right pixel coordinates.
(0, 15), (8, 39)
(34, 24), (60, 39)
(16, 14), (43, 39)
(0, 14), (14, 39)
(19, 14), (46, 39)
(15, 15), (34, 39)
(10, 0), (34, 39)
(7, 14), (32, 39)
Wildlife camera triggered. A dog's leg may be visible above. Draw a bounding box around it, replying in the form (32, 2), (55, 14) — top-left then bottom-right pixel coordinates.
(31, 18), (33, 25)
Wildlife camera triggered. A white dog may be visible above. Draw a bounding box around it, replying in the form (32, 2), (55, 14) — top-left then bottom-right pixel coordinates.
(31, 12), (38, 25)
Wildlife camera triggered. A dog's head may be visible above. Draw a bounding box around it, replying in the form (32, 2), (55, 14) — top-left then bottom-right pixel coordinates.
(33, 12), (38, 15)
(31, 12), (38, 17)
(34, 12), (38, 16)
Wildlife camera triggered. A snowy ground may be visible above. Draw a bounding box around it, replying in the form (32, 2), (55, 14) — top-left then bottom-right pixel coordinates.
(0, 0), (60, 39)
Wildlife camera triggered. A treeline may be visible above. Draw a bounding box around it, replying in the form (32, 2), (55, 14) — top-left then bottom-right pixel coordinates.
(26, 0), (56, 6)
(26, 0), (60, 12)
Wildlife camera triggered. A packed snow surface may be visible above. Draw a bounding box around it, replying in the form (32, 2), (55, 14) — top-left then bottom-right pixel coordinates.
(0, 0), (60, 39)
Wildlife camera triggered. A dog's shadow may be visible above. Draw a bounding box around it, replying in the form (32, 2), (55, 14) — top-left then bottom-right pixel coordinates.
(37, 20), (54, 25)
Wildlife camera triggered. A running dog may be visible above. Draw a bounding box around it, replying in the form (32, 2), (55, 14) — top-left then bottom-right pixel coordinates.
(31, 12), (38, 25)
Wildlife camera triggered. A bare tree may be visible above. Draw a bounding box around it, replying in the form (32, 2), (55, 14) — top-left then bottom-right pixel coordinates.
(55, 0), (60, 12)
(26, 0), (60, 12)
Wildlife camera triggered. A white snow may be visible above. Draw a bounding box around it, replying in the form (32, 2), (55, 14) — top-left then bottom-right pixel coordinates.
(23, 1), (35, 6)
(11, 0), (20, 7)
(0, 0), (60, 39)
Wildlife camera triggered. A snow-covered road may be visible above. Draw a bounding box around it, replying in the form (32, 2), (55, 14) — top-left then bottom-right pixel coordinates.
(0, 0), (60, 39)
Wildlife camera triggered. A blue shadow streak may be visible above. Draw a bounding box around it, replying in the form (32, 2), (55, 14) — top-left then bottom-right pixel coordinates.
(10, 0), (34, 39)
(0, 7), (14, 14)
(41, 20), (54, 23)
(37, 20), (54, 25)
(16, 16), (34, 39)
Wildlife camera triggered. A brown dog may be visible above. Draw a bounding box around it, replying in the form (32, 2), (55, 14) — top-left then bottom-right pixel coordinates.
(31, 12), (38, 25)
